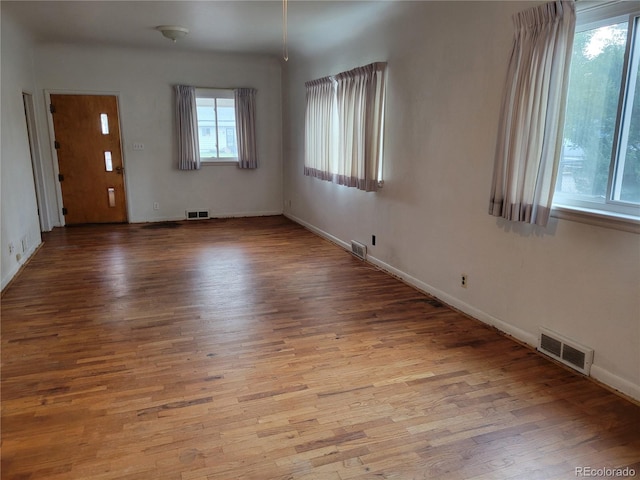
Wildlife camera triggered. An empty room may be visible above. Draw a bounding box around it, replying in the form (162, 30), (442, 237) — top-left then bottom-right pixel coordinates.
(1, 1), (639, 479)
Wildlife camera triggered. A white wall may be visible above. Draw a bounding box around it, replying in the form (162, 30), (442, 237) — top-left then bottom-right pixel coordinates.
(33, 43), (283, 224)
(282, 1), (640, 400)
(1, 10), (44, 290)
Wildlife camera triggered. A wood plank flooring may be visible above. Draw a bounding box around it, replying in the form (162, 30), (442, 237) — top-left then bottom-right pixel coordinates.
(2, 215), (639, 480)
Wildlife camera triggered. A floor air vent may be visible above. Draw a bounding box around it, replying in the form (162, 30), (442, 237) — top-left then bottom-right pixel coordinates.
(351, 241), (367, 260)
(538, 327), (593, 375)
(186, 210), (210, 220)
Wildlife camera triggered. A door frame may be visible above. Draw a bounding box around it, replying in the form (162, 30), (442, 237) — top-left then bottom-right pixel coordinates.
(22, 91), (50, 231)
(44, 89), (130, 226)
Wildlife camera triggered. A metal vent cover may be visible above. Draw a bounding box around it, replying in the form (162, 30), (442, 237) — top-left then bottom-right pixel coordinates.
(186, 210), (210, 220)
(540, 333), (562, 357)
(350, 241), (367, 260)
(562, 344), (586, 370)
(537, 327), (593, 375)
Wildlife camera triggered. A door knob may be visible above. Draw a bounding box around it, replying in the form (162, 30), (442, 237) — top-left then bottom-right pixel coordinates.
(115, 166), (124, 174)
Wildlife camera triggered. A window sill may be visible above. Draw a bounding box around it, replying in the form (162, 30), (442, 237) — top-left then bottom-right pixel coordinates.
(551, 205), (640, 234)
(201, 161), (239, 166)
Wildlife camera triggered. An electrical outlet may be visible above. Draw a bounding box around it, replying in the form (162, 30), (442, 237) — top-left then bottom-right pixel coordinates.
(461, 274), (468, 288)
(8, 242), (15, 254)
(153, 202), (159, 211)
(133, 142), (144, 151)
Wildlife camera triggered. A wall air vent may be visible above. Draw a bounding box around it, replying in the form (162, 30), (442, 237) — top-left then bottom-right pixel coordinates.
(537, 327), (593, 375)
(186, 210), (210, 220)
(350, 240), (367, 260)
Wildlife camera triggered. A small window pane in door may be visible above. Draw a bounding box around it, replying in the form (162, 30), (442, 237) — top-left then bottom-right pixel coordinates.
(104, 151), (113, 171)
(100, 114), (109, 134)
(108, 187), (116, 207)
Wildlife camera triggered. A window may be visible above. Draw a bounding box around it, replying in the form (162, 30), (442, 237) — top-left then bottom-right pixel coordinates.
(175, 86), (256, 170)
(304, 62), (387, 192)
(554, 5), (640, 220)
(195, 89), (238, 162)
(100, 113), (109, 134)
(104, 151), (113, 172)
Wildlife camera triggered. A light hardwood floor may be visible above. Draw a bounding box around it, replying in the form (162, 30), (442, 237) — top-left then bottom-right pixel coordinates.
(2, 216), (639, 479)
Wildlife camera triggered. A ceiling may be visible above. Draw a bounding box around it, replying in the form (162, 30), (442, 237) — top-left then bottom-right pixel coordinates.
(2, 0), (400, 58)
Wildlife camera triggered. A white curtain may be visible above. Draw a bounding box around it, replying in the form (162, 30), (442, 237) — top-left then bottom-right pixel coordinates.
(335, 62), (386, 192)
(235, 88), (258, 169)
(304, 62), (387, 192)
(304, 76), (337, 182)
(489, 0), (575, 226)
(174, 85), (200, 171)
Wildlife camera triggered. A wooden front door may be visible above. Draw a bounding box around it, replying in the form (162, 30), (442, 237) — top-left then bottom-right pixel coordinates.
(50, 94), (127, 225)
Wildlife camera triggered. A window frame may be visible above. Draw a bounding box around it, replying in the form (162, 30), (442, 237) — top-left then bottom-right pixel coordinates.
(194, 88), (238, 165)
(551, 3), (640, 230)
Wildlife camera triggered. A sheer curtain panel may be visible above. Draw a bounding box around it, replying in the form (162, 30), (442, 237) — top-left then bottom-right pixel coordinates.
(335, 62), (386, 192)
(235, 88), (258, 169)
(304, 62), (387, 191)
(304, 76), (336, 182)
(489, 0), (575, 226)
(174, 85), (200, 170)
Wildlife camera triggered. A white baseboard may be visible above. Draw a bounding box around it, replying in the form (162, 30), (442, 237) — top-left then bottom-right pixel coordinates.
(131, 216), (188, 223)
(590, 365), (640, 402)
(284, 213), (640, 402)
(1, 264), (21, 291)
(211, 210), (283, 219)
(284, 213), (351, 250)
(1, 241), (42, 292)
(132, 210), (283, 224)
(365, 254), (539, 349)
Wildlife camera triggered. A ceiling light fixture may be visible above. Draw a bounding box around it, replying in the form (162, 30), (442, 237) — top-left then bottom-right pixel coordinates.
(155, 25), (189, 43)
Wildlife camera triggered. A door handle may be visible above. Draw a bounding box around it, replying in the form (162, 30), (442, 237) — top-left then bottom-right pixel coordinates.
(115, 166), (124, 174)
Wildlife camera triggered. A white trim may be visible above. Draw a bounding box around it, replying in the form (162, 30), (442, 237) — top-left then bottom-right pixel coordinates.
(1, 241), (42, 291)
(284, 212), (640, 402)
(133, 215), (193, 223)
(576, 1), (640, 27)
(208, 210), (282, 219)
(284, 213), (350, 250)
(590, 364), (640, 402)
(43, 91), (64, 226)
(194, 88), (234, 99)
(194, 88), (237, 163)
(552, 205), (640, 233)
(131, 210), (283, 224)
(200, 160), (239, 166)
(22, 91), (52, 231)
